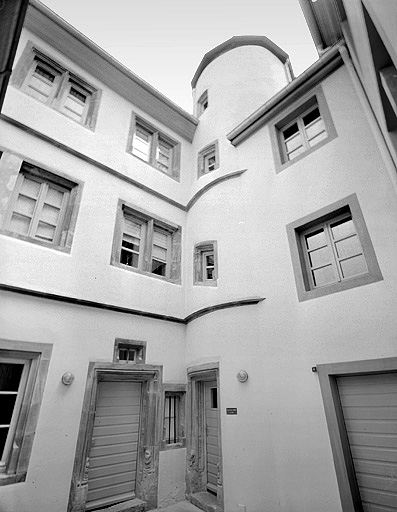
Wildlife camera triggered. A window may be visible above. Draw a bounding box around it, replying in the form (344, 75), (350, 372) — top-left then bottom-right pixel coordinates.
(112, 201), (182, 283)
(11, 42), (101, 129)
(197, 90), (208, 116)
(1, 161), (81, 251)
(194, 241), (218, 286)
(128, 114), (181, 180)
(113, 339), (146, 364)
(161, 385), (186, 450)
(0, 340), (52, 485)
(271, 89), (337, 172)
(198, 141), (219, 177)
(286, 195), (383, 301)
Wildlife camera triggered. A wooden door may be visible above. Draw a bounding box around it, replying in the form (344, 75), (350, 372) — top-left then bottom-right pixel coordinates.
(337, 372), (397, 511)
(205, 381), (219, 495)
(86, 381), (142, 510)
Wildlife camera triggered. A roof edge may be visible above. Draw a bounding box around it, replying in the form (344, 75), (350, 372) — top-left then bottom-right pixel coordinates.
(191, 35), (289, 89)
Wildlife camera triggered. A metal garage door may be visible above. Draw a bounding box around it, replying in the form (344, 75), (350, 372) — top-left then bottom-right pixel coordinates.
(337, 372), (397, 512)
(86, 381), (142, 510)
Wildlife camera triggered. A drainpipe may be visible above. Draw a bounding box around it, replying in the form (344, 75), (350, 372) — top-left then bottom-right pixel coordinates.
(339, 45), (397, 193)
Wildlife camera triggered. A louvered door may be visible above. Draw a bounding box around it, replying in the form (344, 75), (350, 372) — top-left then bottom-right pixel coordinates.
(86, 381), (142, 510)
(337, 372), (397, 512)
(205, 381), (219, 495)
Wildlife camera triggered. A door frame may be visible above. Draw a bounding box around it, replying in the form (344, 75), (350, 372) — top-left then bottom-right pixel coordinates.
(68, 362), (162, 512)
(317, 356), (397, 512)
(186, 362), (223, 510)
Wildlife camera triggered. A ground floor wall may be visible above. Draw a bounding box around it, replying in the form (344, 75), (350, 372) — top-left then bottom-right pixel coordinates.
(0, 290), (187, 512)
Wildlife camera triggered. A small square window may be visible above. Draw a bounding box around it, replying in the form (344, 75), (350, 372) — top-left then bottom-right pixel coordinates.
(0, 340), (52, 485)
(197, 90), (208, 116)
(271, 88), (337, 172)
(112, 201), (182, 284)
(1, 161), (81, 251)
(198, 141), (219, 177)
(286, 194), (383, 301)
(12, 43), (101, 129)
(128, 114), (181, 180)
(113, 339), (146, 364)
(194, 241), (218, 286)
(161, 386), (186, 450)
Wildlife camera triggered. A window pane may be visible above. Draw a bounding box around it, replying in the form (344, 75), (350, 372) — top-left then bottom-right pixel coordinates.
(152, 245), (167, 260)
(206, 267), (214, 280)
(69, 87), (86, 103)
(9, 213), (31, 235)
(283, 122), (299, 140)
(62, 96), (85, 121)
(285, 132), (304, 154)
(35, 221), (56, 241)
(287, 145), (306, 161)
(14, 195), (36, 218)
(124, 218), (142, 238)
(303, 107), (320, 126)
(308, 246), (332, 268)
(152, 259), (166, 276)
(330, 218), (355, 240)
(308, 129), (327, 147)
(0, 395), (18, 425)
(40, 204), (60, 226)
(206, 254), (214, 267)
(312, 264), (338, 287)
(306, 117), (325, 140)
(305, 229), (326, 251)
(45, 187), (64, 208)
(20, 177), (41, 199)
(133, 127), (152, 161)
(0, 363), (23, 391)
(35, 65), (56, 83)
(122, 235), (140, 254)
(120, 247), (139, 268)
(334, 235), (362, 260)
(339, 254), (368, 279)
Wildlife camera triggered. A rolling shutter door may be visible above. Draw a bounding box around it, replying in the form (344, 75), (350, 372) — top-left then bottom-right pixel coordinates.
(86, 381), (142, 510)
(337, 372), (397, 512)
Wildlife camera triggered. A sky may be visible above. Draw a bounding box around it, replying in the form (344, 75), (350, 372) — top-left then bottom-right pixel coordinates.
(41, 0), (319, 113)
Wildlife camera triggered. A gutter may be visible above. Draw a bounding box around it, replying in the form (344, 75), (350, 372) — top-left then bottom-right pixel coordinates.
(298, 0), (325, 54)
(227, 43), (344, 147)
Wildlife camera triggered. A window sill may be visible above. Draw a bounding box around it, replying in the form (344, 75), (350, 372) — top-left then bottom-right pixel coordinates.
(0, 230), (72, 253)
(111, 260), (181, 285)
(160, 439), (186, 451)
(127, 152), (180, 182)
(0, 471), (26, 486)
(194, 280), (218, 287)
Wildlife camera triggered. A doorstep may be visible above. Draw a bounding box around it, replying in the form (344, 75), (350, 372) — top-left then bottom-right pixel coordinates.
(93, 498), (146, 512)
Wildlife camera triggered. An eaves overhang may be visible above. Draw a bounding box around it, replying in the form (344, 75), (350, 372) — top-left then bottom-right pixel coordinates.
(299, 0), (345, 54)
(191, 35), (290, 89)
(25, 0), (198, 142)
(227, 43), (344, 147)
(0, 0), (29, 112)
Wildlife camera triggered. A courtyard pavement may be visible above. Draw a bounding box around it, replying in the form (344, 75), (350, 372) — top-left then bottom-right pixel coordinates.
(149, 501), (202, 512)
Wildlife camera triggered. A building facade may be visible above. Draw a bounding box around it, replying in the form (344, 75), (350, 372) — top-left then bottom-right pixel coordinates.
(0, 1), (396, 512)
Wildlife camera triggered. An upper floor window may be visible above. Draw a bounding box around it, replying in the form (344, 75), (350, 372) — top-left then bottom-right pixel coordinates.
(128, 113), (181, 180)
(111, 200), (182, 284)
(286, 194), (383, 301)
(198, 141), (219, 178)
(271, 88), (337, 173)
(1, 159), (81, 252)
(11, 42), (101, 129)
(194, 241), (218, 286)
(197, 90), (208, 116)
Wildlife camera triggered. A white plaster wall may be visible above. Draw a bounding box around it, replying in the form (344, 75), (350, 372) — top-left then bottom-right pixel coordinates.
(3, 30), (194, 203)
(0, 291), (186, 512)
(158, 448), (186, 508)
(184, 65), (397, 512)
(0, 120), (186, 317)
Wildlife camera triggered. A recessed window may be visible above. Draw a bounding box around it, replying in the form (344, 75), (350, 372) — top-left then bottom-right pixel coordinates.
(197, 90), (208, 116)
(112, 201), (182, 284)
(113, 339), (146, 364)
(198, 141), (219, 177)
(1, 161), (81, 251)
(11, 43), (101, 129)
(0, 340), (52, 485)
(194, 241), (218, 286)
(128, 114), (181, 180)
(271, 89), (337, 172)
(287, 194), (383, 301)
(161, 386), (186, 450)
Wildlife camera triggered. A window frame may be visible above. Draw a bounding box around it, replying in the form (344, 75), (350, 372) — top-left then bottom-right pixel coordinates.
(127, 113), (181, 181)
(198, 140), (219, 178)
(270, 87), (337, 173)
(11, 42), (101, 130)
(194, 241), (218, 286)
(0, 339), (52, 486)
(111, 200), (182, 284)
(0, 159), (82, 253)
(160, 384), (186, 451)
(197, 90), (208, 117)
(113, 339), (147, 364)
(286, 194), (383, 302)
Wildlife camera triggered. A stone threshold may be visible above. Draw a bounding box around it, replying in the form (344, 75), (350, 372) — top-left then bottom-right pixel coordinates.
(189, 492), (222, 512)
(93, 498), (146, 512)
